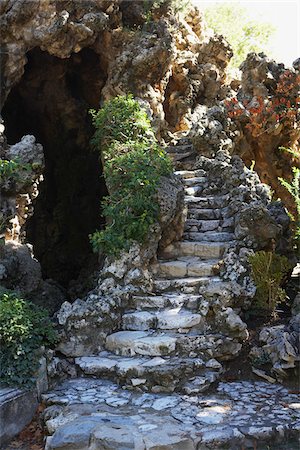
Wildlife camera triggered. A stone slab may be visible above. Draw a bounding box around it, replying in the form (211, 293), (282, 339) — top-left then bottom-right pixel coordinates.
(0, 387), (38, 447)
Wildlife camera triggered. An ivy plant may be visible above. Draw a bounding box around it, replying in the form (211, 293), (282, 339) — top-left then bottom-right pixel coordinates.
(90, 95), (172, 256)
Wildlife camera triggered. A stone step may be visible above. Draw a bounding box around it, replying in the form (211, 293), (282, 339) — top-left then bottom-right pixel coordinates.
(74, 353), (222, 393)
(182, 176), (207, 186)
(175, 160), (198, 171)
(153, 276), (221, 294)
(129, 294), (201, 311)
(184, 186), (205, 196)
(167, 144), (193, 154)
(160, 241), (226, 259)
(105, 331), (178, 356)
(188, 208), (222, 220)
(155, 258), (219, 278)
(174, 169), (206, 179)
(185, 195), (229, 209)
(184, 231), (235, 242)
(168, 151), (194, 162)
(185, 219), (220, 232)
(122, 308), (204, 331)
(105, 330), (236, 358)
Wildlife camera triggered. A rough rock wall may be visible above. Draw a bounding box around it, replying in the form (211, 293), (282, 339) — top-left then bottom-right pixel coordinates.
(0, 1), (232, 131)
(225, 53), (300, 213)
(0, 0), (233, 306)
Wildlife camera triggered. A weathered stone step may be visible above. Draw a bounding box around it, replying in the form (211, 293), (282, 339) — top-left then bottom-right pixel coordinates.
(122, 308), (204, 331)
(184, 231), (235, 242)
(168, 151), (194, 162)
(184, 186), (205, 196)
(129, 294), (201, 311)
(185, 219), (220, 232)
(153, 276), (221, 294)
(167, 144), (193, 154)
(105, 330), (237, 358)
(75, 352), (221, 393)
(185, 195), (229, 209)
(182, 176), (207, 187)
(155, 258), (219, 278)
(188, 208), (222, 220)
(105, 331), (177, 356)
(160, 241), (226, 259)
(174, 169), (206, 179)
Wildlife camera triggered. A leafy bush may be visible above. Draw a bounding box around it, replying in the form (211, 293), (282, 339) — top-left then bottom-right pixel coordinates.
(249, 251), (292, 313)
(0, 291), (57, 386)
(90, 95), (152, 152)
(90, 95), (173, 256)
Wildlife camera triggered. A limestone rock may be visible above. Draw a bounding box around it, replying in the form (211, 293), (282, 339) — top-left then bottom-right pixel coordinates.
(56, 295), (121, 357)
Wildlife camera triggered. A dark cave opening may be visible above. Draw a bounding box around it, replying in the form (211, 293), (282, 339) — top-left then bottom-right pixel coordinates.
(2, 47), (108, 292)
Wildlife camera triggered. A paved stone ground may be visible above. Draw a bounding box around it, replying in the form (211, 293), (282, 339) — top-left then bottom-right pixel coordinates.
(43, 378), (300, 449)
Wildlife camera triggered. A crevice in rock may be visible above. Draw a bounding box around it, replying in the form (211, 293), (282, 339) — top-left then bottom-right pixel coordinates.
(2, 47), (108, 294)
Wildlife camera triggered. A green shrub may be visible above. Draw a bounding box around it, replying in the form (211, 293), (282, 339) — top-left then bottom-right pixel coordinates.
(90, 95), (173, 256)
(0, 291), (57, 387)
(90, 95), (152, 152)
(249, 251), (292, 313)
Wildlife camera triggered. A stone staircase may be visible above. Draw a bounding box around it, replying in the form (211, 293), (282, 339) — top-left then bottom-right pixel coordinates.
(42, 142), (300, 450)
(72, 141), (246, 394)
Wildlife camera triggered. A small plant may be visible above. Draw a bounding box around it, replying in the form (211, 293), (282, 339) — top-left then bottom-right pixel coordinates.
(0, 158), (31, 184)
(90, 95), (172, 256)
(249, 251), (292, 313)
(278, 147), (300, 253)
(0, 291), (57, 387)
(0, 159), (21, 181)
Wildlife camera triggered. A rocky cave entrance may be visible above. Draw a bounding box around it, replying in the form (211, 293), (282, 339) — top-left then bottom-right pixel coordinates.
(2, 47), (108, 295)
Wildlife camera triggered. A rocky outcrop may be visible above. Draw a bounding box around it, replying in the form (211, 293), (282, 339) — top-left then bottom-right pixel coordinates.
(250, 290), (300, 382)
(0, 133), (44, 240)
(225, 53), (300, 212)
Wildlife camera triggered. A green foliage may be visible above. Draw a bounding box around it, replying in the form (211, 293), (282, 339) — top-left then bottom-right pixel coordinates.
(90, 95), (152, 152)
(278, 147), (300, 252)
(0, 159), (21, 182)
(90, 95), (173, 256)
(249, 251), (292, 313)
(0, 158), (31, 184)
(204, 3), (275, 68)
(0, 291), (57, 387)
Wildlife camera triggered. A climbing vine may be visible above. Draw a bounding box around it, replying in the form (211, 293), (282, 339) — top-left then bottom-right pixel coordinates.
(90, 95), (172, 256)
